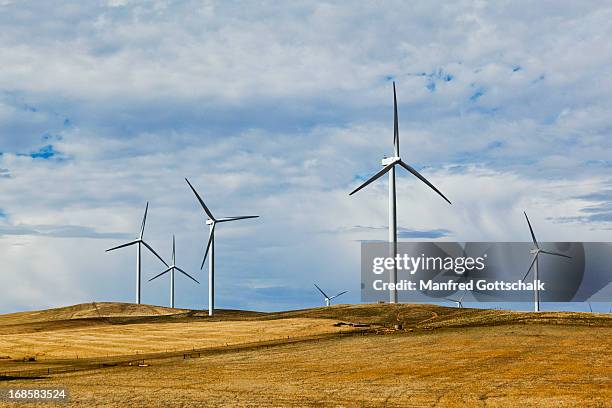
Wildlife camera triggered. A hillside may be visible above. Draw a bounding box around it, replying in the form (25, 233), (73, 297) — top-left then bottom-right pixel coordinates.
(2, 301), (610, 329)
(1, 302), (610, 407)
(0, 301), (609, 363)
(269, 303), (612, 329)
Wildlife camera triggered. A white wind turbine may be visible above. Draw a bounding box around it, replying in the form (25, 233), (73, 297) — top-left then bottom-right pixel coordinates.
(106, 202), (168, 304)
(148, 235), (199, 308)
(522, 211), (571, 312)
(185, 178), (259, 316)
(349, 82), (452, 303)
(444, 291), (466, 308)
(314, 283), (347, 307)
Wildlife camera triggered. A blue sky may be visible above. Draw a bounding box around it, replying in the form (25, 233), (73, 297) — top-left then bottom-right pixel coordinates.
(1, 1), (611, 313)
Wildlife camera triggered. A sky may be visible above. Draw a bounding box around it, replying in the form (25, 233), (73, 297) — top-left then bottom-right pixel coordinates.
(1, 1), (611, 314)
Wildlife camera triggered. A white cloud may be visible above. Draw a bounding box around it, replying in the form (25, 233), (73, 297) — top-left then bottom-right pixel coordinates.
(0, 1), (611, 312)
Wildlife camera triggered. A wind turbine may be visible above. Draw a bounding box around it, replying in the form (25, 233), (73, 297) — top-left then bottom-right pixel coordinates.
(314, 283), (347, 307)
(522, 211), (571, 312)
(349, 82), (451, 303)
(185, 178), (259, 316)
(148, 235), (199, 308)
(106, 202), (168, 304)
(444, 291), (466, 308)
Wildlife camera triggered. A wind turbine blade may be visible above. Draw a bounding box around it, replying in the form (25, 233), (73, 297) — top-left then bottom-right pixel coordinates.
(313, 283), (329, 299)
(185, 178), (216, 221)
(148, 267), (172, 282)
(330, 291), (348, 300)
(217, 215), (259, 223)
(458, 292), (466, 302)
(139, 202), (149, 239)
(201, 224), (216, 270)
(172, 235), (176, 264)
(397, 160), (452, 205)
(540, 250), (572, 259)
(176, 267), (200, 284)
(443, 297), (458, 302)
(393, 81), (399, 156)
(105, 240), (139, 252)
(521, 255), (538, 282)
(524, 211), (539, 248)
(142, 241), (169, 267)
(349, 162), (395, 196)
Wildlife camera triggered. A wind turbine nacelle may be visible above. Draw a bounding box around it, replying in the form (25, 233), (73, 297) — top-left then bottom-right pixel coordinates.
(381, 156), (400, 166)
(205, 219), (214, 225)
(530, 249), (539, 254)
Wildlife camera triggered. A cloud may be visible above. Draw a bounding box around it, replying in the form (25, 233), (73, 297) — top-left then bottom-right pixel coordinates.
(340, 225), (453, 239)
(0, 1), (611, 313)
(398, 228), (452, 239)
(554, 190), (612, 224)
(0, 222), (131, 239)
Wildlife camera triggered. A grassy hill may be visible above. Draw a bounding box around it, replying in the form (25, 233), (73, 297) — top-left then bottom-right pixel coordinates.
(0, 302), (610, 406)
(2, 301), (609, 328)
(269, 303), (612, 328)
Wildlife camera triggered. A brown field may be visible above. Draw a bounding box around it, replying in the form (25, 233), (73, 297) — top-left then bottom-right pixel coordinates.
(0, 302), (610, 407)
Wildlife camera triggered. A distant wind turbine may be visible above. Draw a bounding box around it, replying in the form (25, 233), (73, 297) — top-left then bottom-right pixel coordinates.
(314, 283), (347, 307)
(148, 235), (199, 308)
(349, 82), (451, 303)
(106, 202), (168, 304)
(185, 178), (259, 316)
(444, 291), (466, 308)
(522, 211), (571, 312)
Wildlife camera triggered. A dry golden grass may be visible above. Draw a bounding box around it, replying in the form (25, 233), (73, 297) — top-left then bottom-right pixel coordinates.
(0, 302), (183, 325)
(1, 302), (611, 407)
(0, 303), (355, 360)
(0, 317), (352, 359)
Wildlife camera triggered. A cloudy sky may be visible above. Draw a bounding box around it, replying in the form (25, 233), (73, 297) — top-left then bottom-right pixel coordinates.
(1, 1), (611, 314)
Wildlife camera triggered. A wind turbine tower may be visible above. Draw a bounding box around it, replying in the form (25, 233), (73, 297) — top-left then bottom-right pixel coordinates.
(350, 82), (452, 303)
(314, 283), (348, 307)
(148, 235), (199, 308)
(106, 202), (168, 304)
(185, 178), (259, 316)
(444, 291), (466, 308)
(522, 211), (571, 312)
